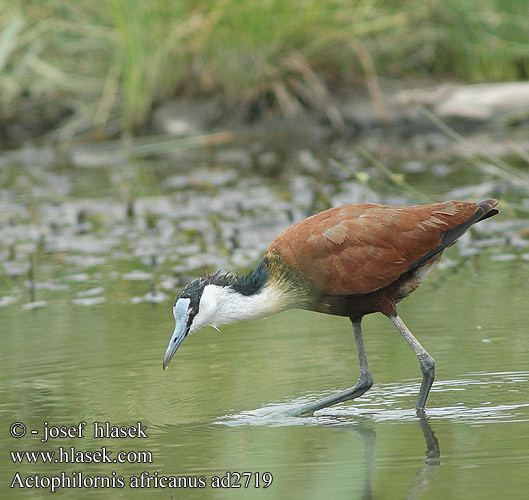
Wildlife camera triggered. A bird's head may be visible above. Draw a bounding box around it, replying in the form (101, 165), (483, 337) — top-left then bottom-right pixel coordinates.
(162, 260), (288, 371)
(162, 277), (209, 370)
(162, 273), (240, 370)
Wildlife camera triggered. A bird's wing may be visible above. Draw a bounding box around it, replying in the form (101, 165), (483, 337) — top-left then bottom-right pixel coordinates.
(270, 201), (493, 296)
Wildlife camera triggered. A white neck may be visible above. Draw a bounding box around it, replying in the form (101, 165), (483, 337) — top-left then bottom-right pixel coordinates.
(190, 283), (290, 333)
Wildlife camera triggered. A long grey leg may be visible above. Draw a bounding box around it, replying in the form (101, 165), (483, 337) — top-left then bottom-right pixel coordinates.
(283, 317), (373, 416)
(390, 314), (435, 411)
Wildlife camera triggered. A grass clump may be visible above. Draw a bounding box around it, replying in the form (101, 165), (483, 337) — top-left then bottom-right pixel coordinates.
(1, 0), (529, 140)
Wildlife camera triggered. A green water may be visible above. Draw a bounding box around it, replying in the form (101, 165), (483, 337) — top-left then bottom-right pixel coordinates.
(1, 139), (529, 498)
(1, 256), (528, 499)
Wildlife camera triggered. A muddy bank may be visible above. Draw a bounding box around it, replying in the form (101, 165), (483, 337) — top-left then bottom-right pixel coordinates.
(134, 80), (529, 140)
(3, 80), (529, 150)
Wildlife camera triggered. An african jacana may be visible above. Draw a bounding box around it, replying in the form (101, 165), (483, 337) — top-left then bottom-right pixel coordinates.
(163, 199), (499, 415)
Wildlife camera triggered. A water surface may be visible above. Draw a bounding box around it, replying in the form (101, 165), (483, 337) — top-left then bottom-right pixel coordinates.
(2, 254), (528, 499)
(1, 136), (529, 499)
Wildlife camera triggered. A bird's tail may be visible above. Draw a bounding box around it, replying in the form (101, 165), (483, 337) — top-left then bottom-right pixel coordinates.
(477, 198), (499, 222)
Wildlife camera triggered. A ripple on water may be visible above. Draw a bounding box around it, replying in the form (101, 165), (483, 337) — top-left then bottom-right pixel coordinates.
(216, 371), (529, 427)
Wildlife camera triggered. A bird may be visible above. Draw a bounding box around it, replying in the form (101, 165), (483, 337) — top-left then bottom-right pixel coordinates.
(163, 199), (499, 416)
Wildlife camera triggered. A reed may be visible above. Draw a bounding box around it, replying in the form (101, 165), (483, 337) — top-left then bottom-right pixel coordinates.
(2, 0), (528, 138)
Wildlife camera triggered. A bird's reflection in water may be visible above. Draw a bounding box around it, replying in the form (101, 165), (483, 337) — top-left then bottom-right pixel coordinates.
(353, 419), (376, 500)
(220, 406), (440, 499)
(405, 412), (440, 500)
(418, 412), (440, 466)
(329, 412), (440, 500)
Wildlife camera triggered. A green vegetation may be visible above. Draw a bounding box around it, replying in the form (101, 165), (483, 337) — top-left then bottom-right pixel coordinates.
(2, 0), (528, 139)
